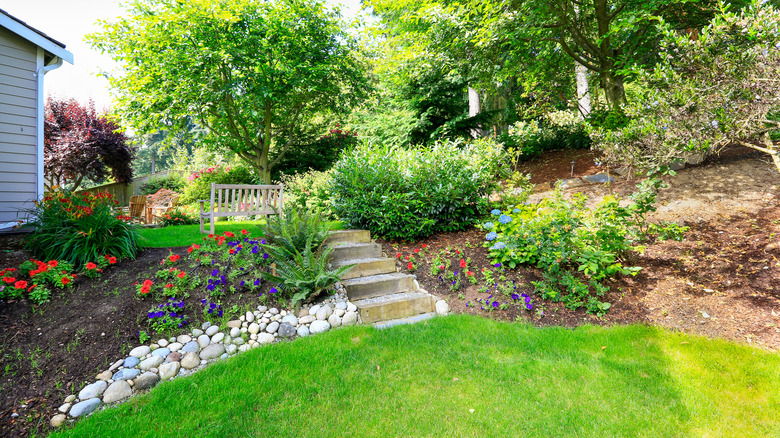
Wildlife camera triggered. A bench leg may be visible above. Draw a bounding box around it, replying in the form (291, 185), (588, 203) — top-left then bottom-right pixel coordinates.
(200, 216), (205, 234)
(210, 215), (215, 235)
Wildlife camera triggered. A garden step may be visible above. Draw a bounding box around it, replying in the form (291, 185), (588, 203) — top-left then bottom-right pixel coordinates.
(326, 229), (371, 245)
(329, 242), (383, 263)
(333, 257), (396, 280)
(373, 312), (436, 329)
(342, 273), (417, 300)
(353, 292), (436, 324)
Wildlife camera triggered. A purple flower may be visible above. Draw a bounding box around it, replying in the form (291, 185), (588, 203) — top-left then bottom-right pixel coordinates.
(269, 287), (278, 294)
(511, 293), (519, 300)
(451, 280), (456, 285)
(526, 303), (533, 311)
(494, 263), (501, 268)
(206, 284), (216, 291)
(261, 239), (266, 244)
(240, 280), (246, 287)
(252, 246), (259, 254)
(492, 301), (499, 308)
(211, 269), (219, 276)
(263, 253), (269, 260)
(254, 279), (261, 286)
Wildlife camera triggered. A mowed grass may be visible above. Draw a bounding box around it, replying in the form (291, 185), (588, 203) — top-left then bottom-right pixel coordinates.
(52, 315), (780, 438)
(138, 220), (344, 248)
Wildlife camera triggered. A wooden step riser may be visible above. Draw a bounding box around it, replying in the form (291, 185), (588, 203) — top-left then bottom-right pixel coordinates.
(357, 294), (436, 324)
(329, 243), (383, 263)
(344, 276), (417, 300)
(326, 230), (371, 245)
(339, 259), (396, 280)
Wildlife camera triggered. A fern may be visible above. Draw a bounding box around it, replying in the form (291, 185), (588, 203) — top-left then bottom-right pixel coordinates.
(265, 206), (331, 256)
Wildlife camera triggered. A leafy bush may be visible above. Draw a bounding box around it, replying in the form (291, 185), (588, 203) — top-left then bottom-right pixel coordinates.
(481, 178), (678, 314)
(264, 207), (331, 257)
(506, 110), (591, 161)
(279, 169), (337, 220)
(139, 174), (186, 196)
(1, 260), (76, 305)
(331, 139), (509, 240)
(181, 165), (256, 203)
(592, 1), (780, 173)
(158, 206), (198, 227)
(23, 190), (140, 267)
(260, 234), (353, 307)
(272, 125), (358, 180)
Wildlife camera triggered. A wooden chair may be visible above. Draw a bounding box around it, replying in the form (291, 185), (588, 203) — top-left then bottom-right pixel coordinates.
(121, 195), (147, 223)
(199, 183), (283, 234)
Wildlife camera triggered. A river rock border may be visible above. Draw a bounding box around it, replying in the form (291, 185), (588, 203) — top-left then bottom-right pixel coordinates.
(50, 287), (362, 428)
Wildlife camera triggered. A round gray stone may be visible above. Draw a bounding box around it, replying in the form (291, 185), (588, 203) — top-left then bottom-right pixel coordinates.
(335, 301), (347, 310)
(310, 320), (331, 334)
(159, 361), (180, 380)
(299, 315), (316, 324)
(342, 311), (358, 326)
(197, 334), (211, 348)
(297, 325), (310, 337)
(266, 321), (279, 334)
(70, 398), (101, 417)
(229, 327), (241, 338)
(133, 372), (159, 390)
(328, 314), (342, 328)
(151, 347), (171, 358)
(177, 334), (192, 344)
(435, 299), (450, 315)
(181, 341), (200, 353)
(205, 325), (220, 337)
(347, 302), (357, 312)
(158, 339), (169, 347)
(180, 352), (201, 370)
(211, 332), (225, 343)
(112, 368), (140, 381)
(308, 304), (321, 316)
(129, 346), (150, 358)
(78, 381), (107, 400)
(199, 343), (225, 360)
(248, 322), (260, 334)
(168, 342), (183, 352)
(245, 311), (255, 322)
(51, 413), (67, 427)
(277, 322), (296, 338)
(256, 333), (274, 344)
(139, 355), (164, 371)
(281, 314), (298, 326)
(102, 380), (132, 404)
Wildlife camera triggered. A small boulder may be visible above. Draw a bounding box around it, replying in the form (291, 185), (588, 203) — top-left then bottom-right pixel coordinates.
(78, 381), (107, 400)
(199, 343), (225, 360)
(133, 372), (159, 390)
(159, 361), (180, 380)
(70, 398), (101, 417)
(180, 352), (201, 370)
(128, 346), (150, 358)
(310, 320), (331, 334)
(277, 322), (296, 338)
(342, 311), (358, 326)
(102, 380), (132, 404)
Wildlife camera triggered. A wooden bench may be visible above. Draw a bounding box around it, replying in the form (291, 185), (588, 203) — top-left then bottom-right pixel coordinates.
(198, 183), (283, 234)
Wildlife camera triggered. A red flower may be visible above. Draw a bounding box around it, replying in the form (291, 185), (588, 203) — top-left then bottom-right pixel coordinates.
(396, 253), (402, 259)
(466, 271), (474, 276)
(241, 229), (248, 235)
(141, 286), (150, 294)
(422, 244), (428, 249)
(439, 265), (445, 270)
(404, 255), (410, 260)
(456, 249), (460, 254)
(414, 248), (420, 253)
(168, 255), (180, 262)
(48, 260), (58, 267)
(86, 262), (97, 270)
(177, 271), (186, 279)
(14, 280), (27, 289)
(223, 231), (235, 238)
(229, 249), (235, 254)
(3, 277), (15, 284)
(187, 247), (194, 254)
(193, 244), (200, 249)
(61, 277), (71, 285)
(165, 283), (173, 288)
(407, 262), (414, 270)
(459, 259), (467, 268)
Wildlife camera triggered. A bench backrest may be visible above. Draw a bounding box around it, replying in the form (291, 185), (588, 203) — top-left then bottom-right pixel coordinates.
(210, 183), (283, 216)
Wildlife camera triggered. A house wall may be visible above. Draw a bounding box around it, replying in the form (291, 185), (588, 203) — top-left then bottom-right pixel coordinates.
(0, 27), (39, 225)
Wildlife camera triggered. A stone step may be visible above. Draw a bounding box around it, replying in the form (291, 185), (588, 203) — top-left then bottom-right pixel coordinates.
(329, 242), (383, 264)
(354, 292), (436, 324)
(374, 312), (436, 329)
(342, 273), (417, 300)
(326, 229), (371, 245)
(334, 257), (396, 280)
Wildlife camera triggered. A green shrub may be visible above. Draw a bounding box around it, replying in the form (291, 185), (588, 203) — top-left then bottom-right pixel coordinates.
(272, 126), (358, 180)
(158, 206), (198, 227)
(506, 110), (591, 161)
(279, 169), (336, 220)
(181, 165), (256, 203)
(331, 138), (508, 240)
(480, 178), (677, 314)
(23, 190), (140, 267)
(139, 174), (186, 196)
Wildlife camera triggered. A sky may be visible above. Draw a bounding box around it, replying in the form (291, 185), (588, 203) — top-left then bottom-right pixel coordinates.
(0, 0), (367, 112)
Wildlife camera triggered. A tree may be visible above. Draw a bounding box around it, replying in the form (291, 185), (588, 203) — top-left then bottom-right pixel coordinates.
(89, 0), (368, 183)
(44, 97), (135, 191)
(593, 0), (780, 173)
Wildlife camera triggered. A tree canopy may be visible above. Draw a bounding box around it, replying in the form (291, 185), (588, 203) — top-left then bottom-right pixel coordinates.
(89, 0), (368, 183)
(44, 97), (135, 191)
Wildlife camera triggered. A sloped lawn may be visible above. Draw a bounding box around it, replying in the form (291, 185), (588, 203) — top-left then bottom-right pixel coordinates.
(53, 315), (780, 437)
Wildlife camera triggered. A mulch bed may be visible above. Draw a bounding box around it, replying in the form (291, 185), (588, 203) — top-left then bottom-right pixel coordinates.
(1, 147), (778, 437)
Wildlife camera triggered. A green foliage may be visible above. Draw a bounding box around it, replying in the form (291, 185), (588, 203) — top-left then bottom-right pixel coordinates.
(89, 0), (368, 183)
(593, 1), (780, 173)
(279, 169), (337, 221)
(264, 207), (331, 257)
(158, 207), (198, 227)
(586, 107), (631, 131)
(23, 190), (140, 268)
(260, 234), (352, 306)
(482, 178), (674, 313)
(181, 165), (256, 204)
(506, 110), (591, 161)
(272, 126), (358, 180)
(331, 139), (508, 240)
(139, 174), (185, 196)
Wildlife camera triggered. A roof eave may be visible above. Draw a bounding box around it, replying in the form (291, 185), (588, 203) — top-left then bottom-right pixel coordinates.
(0, 12), (73, 64)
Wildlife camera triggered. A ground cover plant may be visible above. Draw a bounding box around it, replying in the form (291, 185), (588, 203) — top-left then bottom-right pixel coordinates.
(51, 315), (780, 437)
(330, 138), (508, 240)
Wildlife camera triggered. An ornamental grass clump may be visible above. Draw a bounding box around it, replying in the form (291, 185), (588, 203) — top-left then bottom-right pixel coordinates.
(330, 138), (508, 240)
(22, 190), (140, 267)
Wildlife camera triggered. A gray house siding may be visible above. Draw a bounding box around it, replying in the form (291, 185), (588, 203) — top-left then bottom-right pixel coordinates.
(0, 26), (38, 224)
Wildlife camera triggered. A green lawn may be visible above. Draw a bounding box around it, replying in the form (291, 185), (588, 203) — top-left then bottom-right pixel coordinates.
(52, 315), (780, 437)
(138, 220), (345, 248)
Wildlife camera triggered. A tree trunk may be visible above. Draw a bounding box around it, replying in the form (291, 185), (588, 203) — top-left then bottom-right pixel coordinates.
(575, 62), (591, 118)
(468, 86), (482, 138)
(601, 70), (626, 109)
